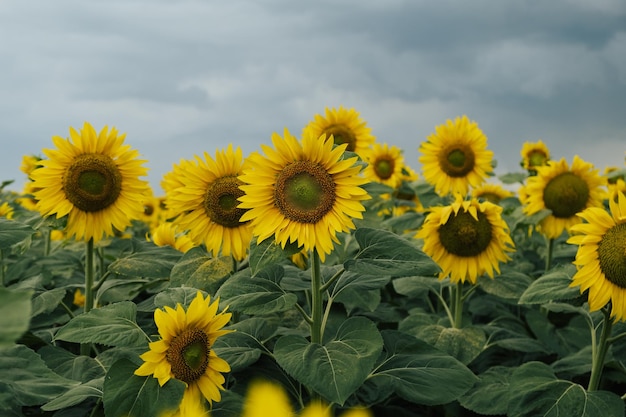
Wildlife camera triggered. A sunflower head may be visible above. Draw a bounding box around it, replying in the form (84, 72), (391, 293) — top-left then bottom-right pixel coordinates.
(419, 115), (494, 197)
(568, 191), (626, 321)
(239, 128), (370, 262)
(520, 140), (550, 173)
(304, 106), (376, 158)
(30, 122), (150, 243)
(416, 195), (515, 283)
(523, 156), (606, 239)
(135, 291), (233, 410)
(363, 143), (405, 188)
(471, 183), (514, 205)
(20, 154), (42, 178)
(149, 223), (196, 253)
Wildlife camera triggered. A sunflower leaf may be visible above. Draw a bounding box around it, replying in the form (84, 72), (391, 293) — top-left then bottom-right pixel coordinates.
(273, 316), (383, 405)
(169, 247), (232, 292)
(103, 358), (185, 417)
(107, 241), (182, 279)
(248, 237), (302, 276)
(0, 287), (32, 348)
(0, 218), (35, 250)
(345, 227), (440, 277)
(459, 365), (513, 415)
(518, 264), (581, 304)
(53, 302), (148, 348)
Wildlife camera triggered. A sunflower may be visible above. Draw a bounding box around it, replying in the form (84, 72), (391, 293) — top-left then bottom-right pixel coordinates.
(164, 145), (252, 261)
(568, 191), (626, 321)
(30, 122), (150, 243)
(135, 291), (232, 410)
(304, 106), (376, 157)
(416, 195), (515, 284)
(20, 154), (42, 178)
(520, 140), (550, 172)
(0, 202), (14, 219)
(238, 128), (370, 262)
(471, 183), (514, 205)
(419, 115), (494, 196)
(362, 143), (405, 188)
(522, 156), (606, 239)
(149, 223), (196, 253)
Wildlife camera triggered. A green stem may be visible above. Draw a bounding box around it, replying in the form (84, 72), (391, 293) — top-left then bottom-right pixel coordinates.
(81, 238), (95, 356)
(0, 248), (4, 287)
(43, 228), (51, 257)
(588, 307), (613, 391)
(545, 238), (554, 273)
(452, 281), (464, 329)
(320, 267), (345, 293)
(310, 251), (323, 344)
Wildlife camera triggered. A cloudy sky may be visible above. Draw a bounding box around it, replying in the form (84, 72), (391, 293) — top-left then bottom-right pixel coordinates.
(1, 0), (625, 193)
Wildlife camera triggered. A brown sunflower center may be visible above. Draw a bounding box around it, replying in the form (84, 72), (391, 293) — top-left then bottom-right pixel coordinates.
(597, 223), (626, 289)
(374, 158), (394, 180)
(274, 160), (336, 223)
(438, 209), (493, 257)
(440, 145), (476, 178)
(323, 124), (356, 152)
(166, 328), (209, 384)
(528, 150), (548, 168)
(542, 172), (589, 218)
(204, 176), (247, 228)
(63, 153), (122, 212)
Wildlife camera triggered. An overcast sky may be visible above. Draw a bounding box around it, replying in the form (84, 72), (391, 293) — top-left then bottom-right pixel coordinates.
(1, 0), (625, 194)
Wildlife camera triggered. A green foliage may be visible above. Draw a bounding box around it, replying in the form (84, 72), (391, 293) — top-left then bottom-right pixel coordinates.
(0, 287), (33, 348)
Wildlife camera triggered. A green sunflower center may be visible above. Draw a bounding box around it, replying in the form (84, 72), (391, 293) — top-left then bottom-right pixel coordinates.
(374, 158), (394, 180)
(528, 150), (548, 168)
(543, 172), (589, 218)
(204, 176), (248, 228)
(440, 145), (476, 178)
(438, 209), (493, 257)
(63, 153), (123, 212)
(275, 160), (336, 224)
(597, 223), (626, 289)
(166, 328), (209, 384)
(324, 124), (357, 152)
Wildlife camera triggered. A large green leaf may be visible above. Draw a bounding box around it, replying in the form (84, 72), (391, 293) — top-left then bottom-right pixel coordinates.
(39, 345), (106, 383)
(519, 265), (581, 304)
(361, 330), (477, 406)
(213, 317), (277, 372)
(0, 345), (77, 406)
(31, 287), (66, 317)
(0, 287), (33, 348)
(344, 228), (440, 277)
(41, 377), (103, 411)
(393, 275), (452, 298)
(459, 366), (513, 415)
(169, 247), (232, 292)
(216, 265), (297, 315)
(507, 361), (624, 417)
(273, 316), (383, 405)
(248, 237), (301, 276)
(103, 358), (185, 417)
(411, 324), (487, 365)
(0, 218), (35, 250)
(107, 242), (182, 279)
(478, 270), (533, 303)
(54, 302), (149, 348)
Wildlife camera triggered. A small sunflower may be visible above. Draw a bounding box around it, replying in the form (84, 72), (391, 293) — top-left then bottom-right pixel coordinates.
(471, 183), (514, 205)
(568, 192), (626, 321)
(16, 181), (39, 212)
(164, 145), (252, 261)
(522, 156), (606, 239)
(362, 143), (405, 188)
(238, 128), (370, 262)
(0, 202), (14, 219)
(520, 140), (550, 172)
(416, 195), (515, 284)
(30, 122), (150, 243)
(419, 115), (494, 196)
(304, 106), (376, 157)
(149, 223), (196, 253)
(20, 154), (42, 178)
(135, 291), (233, 410)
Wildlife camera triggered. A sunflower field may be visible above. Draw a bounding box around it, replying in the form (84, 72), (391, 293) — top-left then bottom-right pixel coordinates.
(1, 109), (626, 417)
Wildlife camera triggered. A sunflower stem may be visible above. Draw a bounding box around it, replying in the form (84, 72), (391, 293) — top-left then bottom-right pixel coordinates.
(43, 227), (51, 257)
(310, 251), (323, 345)
(80, 238), (95, 356)
(545, 238), (554, 273)
(452, 281), (464, 329)
(319, 267), (345, 293)
(588, 307), (613, 391)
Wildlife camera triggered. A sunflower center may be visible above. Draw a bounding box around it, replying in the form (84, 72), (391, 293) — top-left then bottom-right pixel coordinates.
(204, 176), (248, 228)
(63, 154), (123, 212)
(440, 146), (475, 178)
(374, 158), (394, 180)
(528, 151), (548, 168)
(275, 160), (336, 223)
(543, 172), (589, 218)
(166, 328), (209, 384)
(477, 193), (502, 204)
(597, 223), (626, 289)
(324, 125), (357, 152)
(438, 210), (493, 257)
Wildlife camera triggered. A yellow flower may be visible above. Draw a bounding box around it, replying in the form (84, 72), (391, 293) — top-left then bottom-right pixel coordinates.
(522, 156), (606, 239)
(416, 195), (515, 284)
(471, 183), (514, 204)
(149, 223), (196, 253)
(419, 115), (494, 196)
(238, 128), (370, 262)
(20, 154), (42, 178)
(164, 145), (253, 261)
(30, 122), (151, 243)
(568, 191), (626, 321)
(362, 143), (405, 188)
(73, 289), (86, 308)
(520, 140), (550, 172)
(135, 291), (233, 411)
(0, 202), (14, 219)
(304, 106), (376, 158)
